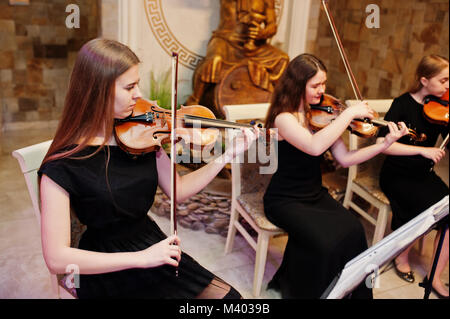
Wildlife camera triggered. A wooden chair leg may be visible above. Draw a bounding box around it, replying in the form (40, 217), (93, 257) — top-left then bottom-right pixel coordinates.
(253, 233), (269, 297)
(343, 187), (353, 209)
(372, 205), (389, 245)
(225, 204), (239, 254)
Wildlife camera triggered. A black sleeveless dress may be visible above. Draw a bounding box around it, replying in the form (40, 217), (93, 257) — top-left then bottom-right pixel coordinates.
(38, 145), (214, 298)
(263, 140), (372, 299)
(378, 93), (449, 231)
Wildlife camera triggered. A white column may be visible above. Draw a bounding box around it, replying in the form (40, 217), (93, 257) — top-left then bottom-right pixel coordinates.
(287, 0), (312, 59)
(118, 0), (128, 44)
(118, 0), (142, 53)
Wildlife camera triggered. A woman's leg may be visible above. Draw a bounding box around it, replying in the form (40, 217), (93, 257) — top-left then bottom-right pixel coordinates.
(428, 228), (449, 297)
(196, 277), (242, 299)
(394, 243), (414, 273)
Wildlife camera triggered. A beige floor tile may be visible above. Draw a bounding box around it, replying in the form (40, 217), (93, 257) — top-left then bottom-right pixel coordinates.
(212, 263), (281, 299)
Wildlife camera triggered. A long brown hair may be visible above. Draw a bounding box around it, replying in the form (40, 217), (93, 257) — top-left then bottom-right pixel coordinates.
(265, 54), (327, 129)
(41, 38), (140, 167)
(409, 55), (449, 93)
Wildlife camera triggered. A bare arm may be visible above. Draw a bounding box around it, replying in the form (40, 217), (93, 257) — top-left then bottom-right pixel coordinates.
(156, 128), (257, 203)
(330, 138), (389, 168)
(331, 122), (409, 167)
(276, 103), (374, 156)
(156, 148), (230, 203)
(40, 175), (181, 275)
(376, 137), (446, 164)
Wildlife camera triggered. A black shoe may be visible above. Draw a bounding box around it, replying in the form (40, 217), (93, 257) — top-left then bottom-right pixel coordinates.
(419, 277), (450, 299)
(393, 261), (415, 283)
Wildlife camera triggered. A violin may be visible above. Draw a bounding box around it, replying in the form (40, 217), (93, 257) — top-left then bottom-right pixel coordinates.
(308, 94), (426, 142)
(114, 98), (267, 155)
(423, 89), (449, 126)
(423, 89), (449, 171)
(114, 98), (220, 155)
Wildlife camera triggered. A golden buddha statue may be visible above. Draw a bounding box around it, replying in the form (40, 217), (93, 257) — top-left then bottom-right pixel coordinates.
(186, 0), (289, 116)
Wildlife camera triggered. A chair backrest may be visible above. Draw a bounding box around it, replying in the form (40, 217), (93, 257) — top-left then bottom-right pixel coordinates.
(223, 103), (270, 123)
(238, 140), (277, 195)
(345, 99), (393, 179)
(223, 103), (275, 197)
(12, 140), (52, 225)
(12, 140), (86, 248)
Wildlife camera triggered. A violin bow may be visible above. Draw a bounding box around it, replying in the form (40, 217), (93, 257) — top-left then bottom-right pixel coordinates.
(321, 0), (363, 101)
(171, 52), (179, 276)
(439, 134), (449, 150)
(321, 0), (424, 142)
(430, 134), (449, 172)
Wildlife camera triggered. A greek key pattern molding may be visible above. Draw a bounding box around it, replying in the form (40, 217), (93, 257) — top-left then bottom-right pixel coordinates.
(144, 0), (284, 70)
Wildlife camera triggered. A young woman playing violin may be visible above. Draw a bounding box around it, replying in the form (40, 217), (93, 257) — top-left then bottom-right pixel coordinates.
(377, 55), (449, 299)
(38, 38), (258, 299)
(263, 53), (409, 299)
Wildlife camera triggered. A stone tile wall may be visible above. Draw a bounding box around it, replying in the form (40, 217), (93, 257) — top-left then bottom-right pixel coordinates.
(306, 0), (449, 101)
(0, 0), (99, 131)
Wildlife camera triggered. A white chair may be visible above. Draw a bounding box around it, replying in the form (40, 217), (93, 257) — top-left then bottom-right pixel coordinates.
(342, 99), (393, 245)
(223, 103), (287, 297)
(342, 99), (425, 253)
(12, 140), (80, 298)
(343, 100), (429, 253)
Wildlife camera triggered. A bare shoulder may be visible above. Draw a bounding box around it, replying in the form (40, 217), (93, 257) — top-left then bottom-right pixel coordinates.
(274, 112), (305, 131)
(273, 112), (309, 142)
(274, 112), (298, 126)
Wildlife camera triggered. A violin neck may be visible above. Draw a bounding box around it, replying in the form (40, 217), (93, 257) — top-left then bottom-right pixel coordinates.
(370, 118), (389, 127)
(183, 114), (254, 130)
(355, 118), (424, 141)
(115, 113), (257, 129)
(115, 113), (154, 123)
(353, 118), (388, 127)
